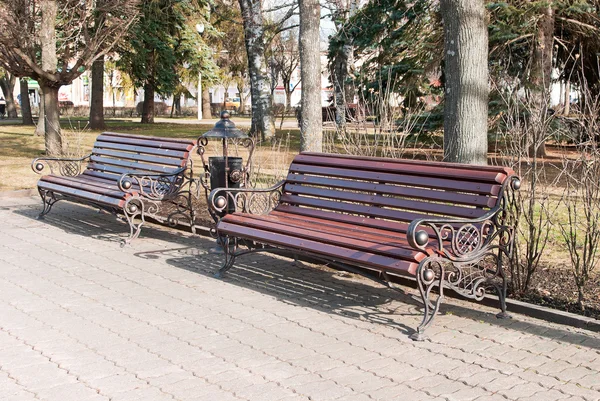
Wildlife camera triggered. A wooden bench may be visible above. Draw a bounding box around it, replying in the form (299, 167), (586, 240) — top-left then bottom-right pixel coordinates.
(208, 152), (520, 340)
(32, 132), (197, 245)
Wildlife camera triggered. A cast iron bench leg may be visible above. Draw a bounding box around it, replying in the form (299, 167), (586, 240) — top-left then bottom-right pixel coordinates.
(37, 189), (58, 220)
(214, 236), (236, 279)
(121, 199), (145, 247)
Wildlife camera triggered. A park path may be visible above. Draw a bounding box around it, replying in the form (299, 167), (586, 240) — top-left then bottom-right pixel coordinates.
(0, 195), (599, 401)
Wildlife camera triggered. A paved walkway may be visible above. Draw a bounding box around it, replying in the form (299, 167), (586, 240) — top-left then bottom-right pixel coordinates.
(0, 196), (599, 401)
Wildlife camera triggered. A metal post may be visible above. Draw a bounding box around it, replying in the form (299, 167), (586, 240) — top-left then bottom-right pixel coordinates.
(196, 23), (205, 121)
(197, 71), (202, 120)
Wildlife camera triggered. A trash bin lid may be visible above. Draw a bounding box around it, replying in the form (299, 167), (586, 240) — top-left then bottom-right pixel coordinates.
(202, 111), (248, 139)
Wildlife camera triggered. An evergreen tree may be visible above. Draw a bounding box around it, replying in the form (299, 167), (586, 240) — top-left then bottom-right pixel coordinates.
(117, 0), (213, 124)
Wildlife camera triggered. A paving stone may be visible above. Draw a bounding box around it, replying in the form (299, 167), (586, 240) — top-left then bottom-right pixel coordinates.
(34, 382), (108, 401)
(498, 382), (546, 399)
(516, 389), (571, 401)
(289, 379), (354, 400)
(2, 201), (600, 401)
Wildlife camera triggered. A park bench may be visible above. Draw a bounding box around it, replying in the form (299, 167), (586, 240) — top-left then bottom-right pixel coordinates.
(32, 132), (197, 246)
(208, 152), (520, 340)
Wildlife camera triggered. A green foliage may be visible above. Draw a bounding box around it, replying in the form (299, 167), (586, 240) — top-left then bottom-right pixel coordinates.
(331, 0), (442, 109)
(117, 0), (216, 97)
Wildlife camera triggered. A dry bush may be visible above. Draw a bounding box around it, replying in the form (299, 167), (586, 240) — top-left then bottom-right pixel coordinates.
(323, 75), (435, 159)
(557, 85), (600, 311)
(492, 87), (559, 295)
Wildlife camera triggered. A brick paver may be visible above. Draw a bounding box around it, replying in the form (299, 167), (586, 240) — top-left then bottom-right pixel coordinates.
(0, 196), (599, 400)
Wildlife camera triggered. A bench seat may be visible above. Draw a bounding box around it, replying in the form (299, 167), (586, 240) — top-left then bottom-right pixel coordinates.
(208, 152), (520, 340)
(219, 212), (427, 276)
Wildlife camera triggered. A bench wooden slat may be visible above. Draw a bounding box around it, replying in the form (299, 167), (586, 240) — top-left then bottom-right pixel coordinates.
(81, 169), (122, 182)
(93, 141), (190, 159)
(92, 148), (186, 167)
(300, 152), (514, 177)
(269, 210), (432, 243)
(218, 220), (420, 276)
(286, 173), (497, 208)
(223, 213), (422, 261)
(96, 134), (195, 152)
(274, 204), (411, 233)
(283, 183), (486, 219)
(88, 157), (180, 175)
(289, 163), (502, 196)
(40, 175), (133, 197)
(100, 131), (196, 145)
(237, 211), (420, 250)
(280, 193), (444, 223)
(38, 181), (126, 208)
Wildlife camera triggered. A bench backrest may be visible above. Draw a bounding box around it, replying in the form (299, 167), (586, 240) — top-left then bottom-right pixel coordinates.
(276, 152), (515, 233)
(82, 132), (196, 182)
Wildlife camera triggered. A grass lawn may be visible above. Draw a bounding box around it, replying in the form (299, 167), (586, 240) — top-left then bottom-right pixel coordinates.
(0, 118), (302, 191)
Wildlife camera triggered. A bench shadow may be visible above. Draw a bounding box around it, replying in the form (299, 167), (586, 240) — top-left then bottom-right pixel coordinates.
(11, 202), (600, 350)
(12, 201), (198, 247)
(138, 243), (600, 351)
(137, 243), (420, 337)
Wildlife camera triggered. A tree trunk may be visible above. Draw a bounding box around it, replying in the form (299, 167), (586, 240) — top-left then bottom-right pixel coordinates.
(0, 75), (18, 118)
(285, 88), (292, 112)
(333, 55), (347, 130)
(90, 55), (106, 130)
(563, 80), (570, 116)
(20, 79), (34, 125)
(171, 93), (181, 117)
(529, 4), (554, 158)
(441, 0), (489, 165)
(238, 0), (274, 140)
(202, 88), (211, 118)
(141, 83), (155, 123)
(332, 40), (353, 129)
(35, 86), (46, 136)
(299, 0), (323, 152)
(41, 84), (62, 156)
(40, 0), (61, 154)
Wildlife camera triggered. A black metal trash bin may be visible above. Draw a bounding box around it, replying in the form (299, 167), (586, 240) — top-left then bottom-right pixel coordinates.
(209, 156), (243, 216)
(208, 156), (244, 189)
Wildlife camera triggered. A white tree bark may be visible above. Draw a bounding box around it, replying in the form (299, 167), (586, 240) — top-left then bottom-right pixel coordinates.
(299, 0), (322, 152)
(40, 0), (62, 156)
(441, 0), (489, 165)
(238, 0), (274, 140)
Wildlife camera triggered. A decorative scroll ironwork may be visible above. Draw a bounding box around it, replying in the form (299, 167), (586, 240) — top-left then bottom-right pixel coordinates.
(117, 160), (198, 245)
(407, 175), (520, 341)
(208, 180), (285, 219)
(31, 155), (91, 176)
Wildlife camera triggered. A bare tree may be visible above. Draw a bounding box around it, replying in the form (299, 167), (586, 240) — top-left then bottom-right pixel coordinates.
(440, 0), (489, 165)
(0, 0), (138, 155)
(271, 29), (300, 112)
(299, 0), (322, 152)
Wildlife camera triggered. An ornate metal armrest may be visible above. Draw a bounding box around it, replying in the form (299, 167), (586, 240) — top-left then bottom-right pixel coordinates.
(407, 176), (520, 262)
(31, 154), (91, 176)
(208, 180), (286, 215)
(118, 167), (187, 201)
(407, 208), (508, 262)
